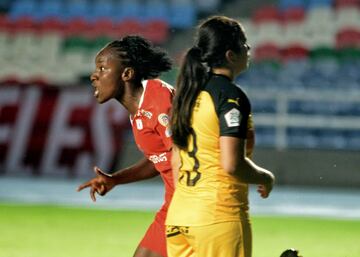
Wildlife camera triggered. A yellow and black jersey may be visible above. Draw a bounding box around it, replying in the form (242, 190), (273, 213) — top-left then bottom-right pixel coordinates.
(166, 74), (254, 226)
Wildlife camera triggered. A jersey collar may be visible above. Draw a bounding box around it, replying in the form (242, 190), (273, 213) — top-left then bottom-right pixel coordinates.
(138, 80), (148, 109)
(130, 80), (148, 122)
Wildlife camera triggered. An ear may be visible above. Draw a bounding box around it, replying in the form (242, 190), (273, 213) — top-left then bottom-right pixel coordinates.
(121, 67), (135, 81)
(225, 50), (237, 64)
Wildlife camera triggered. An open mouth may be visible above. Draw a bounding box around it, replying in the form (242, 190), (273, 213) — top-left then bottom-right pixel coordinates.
(94, 88), (99, 97)
(93, 84), (99, 97)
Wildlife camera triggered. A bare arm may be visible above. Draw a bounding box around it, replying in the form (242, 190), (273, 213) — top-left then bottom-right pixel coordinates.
(220, 136), (274, 198)
(110, 158), (159, 184)
(77, 158), (158, 201)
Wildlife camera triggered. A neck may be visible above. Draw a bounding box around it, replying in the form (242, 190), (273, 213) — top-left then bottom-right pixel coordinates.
(118, 81), (144, 116)
(211, 67), (234, 81)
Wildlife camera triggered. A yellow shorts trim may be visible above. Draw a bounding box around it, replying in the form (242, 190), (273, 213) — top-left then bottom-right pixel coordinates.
(166, 220), (252, 257)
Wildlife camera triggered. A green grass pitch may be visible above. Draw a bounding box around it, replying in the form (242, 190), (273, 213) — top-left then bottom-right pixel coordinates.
(1, 203), (359, 257)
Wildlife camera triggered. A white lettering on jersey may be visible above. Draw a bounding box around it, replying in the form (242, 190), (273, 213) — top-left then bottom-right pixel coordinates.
(224, 108), (241, 127)
(149, 152), (167, 164)
(140, 109), (152, 119)
(136, 119), (143, 130)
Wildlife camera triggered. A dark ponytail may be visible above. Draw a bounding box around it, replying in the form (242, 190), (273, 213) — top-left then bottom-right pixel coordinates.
(171, 16), (246, 149)
(171, 47), (209, 149)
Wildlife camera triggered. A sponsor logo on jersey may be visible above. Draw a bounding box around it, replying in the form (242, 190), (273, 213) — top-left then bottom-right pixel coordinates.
(149, 152), (167, 164)
(158, 113), (170, 127)
(135, 119), (143, 130)
(227, 98), (240, 106)
(224, 108), (241, 127)
(140, 109), (152, 119)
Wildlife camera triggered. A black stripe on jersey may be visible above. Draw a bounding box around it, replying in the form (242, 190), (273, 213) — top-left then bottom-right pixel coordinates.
(166, 231), (181, 238)
(187, 129), (199, 171)
(204, 74), (251, 138)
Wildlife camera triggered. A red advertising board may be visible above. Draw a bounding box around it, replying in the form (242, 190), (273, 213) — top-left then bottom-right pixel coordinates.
(0, 83), (129, 177)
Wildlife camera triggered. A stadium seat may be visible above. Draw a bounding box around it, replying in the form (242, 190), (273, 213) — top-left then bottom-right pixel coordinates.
(89, 36), (112, 53)
(279, 0), (307, 11)
(38, 18), (66, 34)
(252, 99), (277, 113)
(287, 128), (318, 148)
(318, 130), (347, 149)
(62, 36), (90, 54)
(36, 32), (62, 62)
(87, 18), (115, 38)
(0, 0), (11, 13)
(304, 6), (336, 33)
(113, 0), (142, 22)
(281, 45), (309, 61)
(0, 15), (10, 29)
(115, 19), (144, 37)
(283, 23), (308, 47)
(337, 47), (360, 61)
(254, 127), (276, 146)
(334, 0), (360, 8)
(346, 131), (360, 149)
(255, 22), (283, 46)
(304, 23), (336, 48)
(64, 18), (89, 37)
(240, 19), (259, 48)
(195, 0), (220, 14)
(278, 59), (309, 91)
(282, 7), (306, 23)
(307, 0), (334, 9)
(0, 31), (10, 63)
(335, 7), (360, 30)
(142, 0), (169, 23)
(89, 0), (115, 22)
(169, 0), (196, 29)
(252, 5), (281, 24)
(254, 43), (282, 61)
(11, 16), (37, 33)
(8, 0), (37, 21)
(35, 1), (64, 21)
(242, 60), (281, 90)
(336, 28), (360, 48)
(142, 20), (169, 44)
(63, 0), (90, 22)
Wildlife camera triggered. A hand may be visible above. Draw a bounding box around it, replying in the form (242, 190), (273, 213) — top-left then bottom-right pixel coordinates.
(257, 172), (275, 198)
(77, 166), (116, 202)
(257, 184), (271, 198)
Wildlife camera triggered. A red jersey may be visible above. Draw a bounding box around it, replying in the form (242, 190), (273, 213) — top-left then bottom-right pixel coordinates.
(131, 79), (174, 217)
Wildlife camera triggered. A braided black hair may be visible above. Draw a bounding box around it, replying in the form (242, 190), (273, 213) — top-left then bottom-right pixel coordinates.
(106, 35), (172, 81)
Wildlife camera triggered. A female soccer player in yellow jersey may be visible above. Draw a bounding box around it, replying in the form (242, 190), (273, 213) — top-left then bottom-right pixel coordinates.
(166, 16), (275, 257)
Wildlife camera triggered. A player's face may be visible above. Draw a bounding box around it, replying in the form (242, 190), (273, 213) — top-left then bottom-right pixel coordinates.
(90, 48), (124, 103)
(233, 39), (251, 75)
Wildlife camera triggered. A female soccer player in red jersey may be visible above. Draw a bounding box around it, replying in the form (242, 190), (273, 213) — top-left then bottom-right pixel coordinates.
(77, 35), (174, 257)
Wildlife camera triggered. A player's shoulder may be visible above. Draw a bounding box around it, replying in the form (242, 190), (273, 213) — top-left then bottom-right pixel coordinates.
(146, 79), (175, 95)
(143, 79), (173, 112)
(204, 74), (250, 109)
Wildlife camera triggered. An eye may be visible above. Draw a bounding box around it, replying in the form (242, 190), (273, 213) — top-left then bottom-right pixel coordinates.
(99, 66), (105, 72)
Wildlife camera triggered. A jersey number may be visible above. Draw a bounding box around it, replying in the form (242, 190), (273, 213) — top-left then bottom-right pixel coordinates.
(185, 129), (201, 186)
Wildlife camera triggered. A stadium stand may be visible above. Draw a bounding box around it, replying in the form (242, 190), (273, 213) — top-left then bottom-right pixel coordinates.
(0, 0), (359, 150)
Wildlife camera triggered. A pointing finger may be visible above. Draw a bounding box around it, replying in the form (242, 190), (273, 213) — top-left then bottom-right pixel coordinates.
(77, 181), (91, 192)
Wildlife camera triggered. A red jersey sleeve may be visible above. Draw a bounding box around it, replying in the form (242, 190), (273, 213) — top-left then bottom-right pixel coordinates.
(154, 80), (174, 151)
